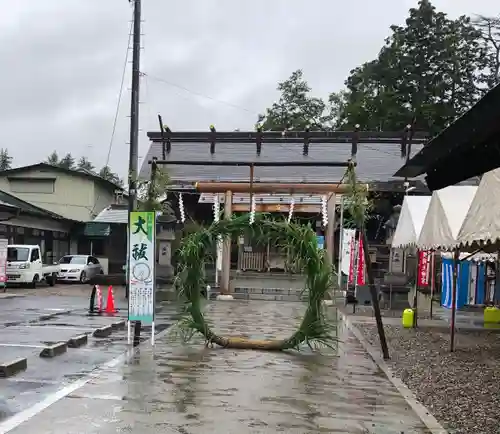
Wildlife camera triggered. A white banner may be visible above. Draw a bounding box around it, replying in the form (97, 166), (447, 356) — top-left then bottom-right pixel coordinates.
(216, 236), (223, 271)
(341, 229), (356, 276)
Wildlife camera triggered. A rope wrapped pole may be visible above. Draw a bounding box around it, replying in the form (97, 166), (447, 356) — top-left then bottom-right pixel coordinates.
(346, 160), (390, 360)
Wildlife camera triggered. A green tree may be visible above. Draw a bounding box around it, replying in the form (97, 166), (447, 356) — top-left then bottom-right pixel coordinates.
(0, 149), (12, 171)
(330, 0), (490, 134)
(137, 168), (171, 212)
(99, 165), (122, 186)
(58, 153), (75, 170)
(46, 151), (60, 166)
(474, 15), (500, 87)
(77, 156), (95, 172)
(258, 69), (331, 131)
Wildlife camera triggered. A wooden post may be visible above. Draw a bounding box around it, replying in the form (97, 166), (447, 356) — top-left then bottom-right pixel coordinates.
(221, 190), (233, 294)
(326, 193), (336, 266)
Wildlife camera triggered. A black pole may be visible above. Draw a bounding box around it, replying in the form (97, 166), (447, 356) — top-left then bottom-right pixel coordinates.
(149, 158), (158, 207)
(158, 115), (166, 160)
(128, 0), (142, 343)
(347, 151), (390, 360)
(360, 229), (390, 360)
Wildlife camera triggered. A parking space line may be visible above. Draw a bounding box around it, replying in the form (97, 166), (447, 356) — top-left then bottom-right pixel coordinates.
(0, 324), (171, 434)
(0, 344), (45, 349)
(22, 325), (95, 331)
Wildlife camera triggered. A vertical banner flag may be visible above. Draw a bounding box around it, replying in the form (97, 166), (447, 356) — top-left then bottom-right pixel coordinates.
(0, 239), (7, 285)
(417, 250), (431, 287)
(348, 232), (357, 285)
(128, 211), (156, 324)
(356, 236), (365, 285)
(341, 229), (355, 276)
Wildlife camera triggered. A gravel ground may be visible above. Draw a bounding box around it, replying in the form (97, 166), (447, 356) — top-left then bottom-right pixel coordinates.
(357, 322), (500, 434)
(337, 303), (435, 319)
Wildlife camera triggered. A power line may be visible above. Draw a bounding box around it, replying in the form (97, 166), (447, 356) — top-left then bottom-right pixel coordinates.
(90, 8), (134, 217)
(144, 73), (414, 161)
(143, 72), (258, 115)
(106, 12), (134, 166)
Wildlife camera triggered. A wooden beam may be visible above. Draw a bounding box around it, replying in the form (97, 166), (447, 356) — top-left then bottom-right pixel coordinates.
(232, 204), (320, 213)
(195, 182), (368, 194)
(325, 193), (336, 265)
(147, 130), (429, 143)
(221, 190), (232, 295)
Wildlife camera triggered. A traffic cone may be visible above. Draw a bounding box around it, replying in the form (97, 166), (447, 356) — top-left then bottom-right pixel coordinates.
(105, 286), (117, 314)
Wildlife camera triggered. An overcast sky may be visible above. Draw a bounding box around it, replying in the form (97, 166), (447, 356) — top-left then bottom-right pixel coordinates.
(0, 0), (497, 177)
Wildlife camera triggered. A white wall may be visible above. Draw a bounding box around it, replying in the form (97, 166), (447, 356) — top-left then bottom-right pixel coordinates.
(0, 168), (117, 221)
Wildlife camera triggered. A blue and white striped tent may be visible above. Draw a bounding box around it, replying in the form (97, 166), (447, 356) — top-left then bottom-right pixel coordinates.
(441, 258), (469, 309)
(441, 257), (492, 308)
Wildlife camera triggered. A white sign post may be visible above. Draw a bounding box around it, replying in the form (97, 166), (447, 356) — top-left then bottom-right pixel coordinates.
(128, 211), (156, 345)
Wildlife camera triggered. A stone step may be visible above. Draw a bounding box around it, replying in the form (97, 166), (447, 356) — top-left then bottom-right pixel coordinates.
(230, 271), (306, 281)
(233, 287), (305, 295)
(232, 293), (306, 302)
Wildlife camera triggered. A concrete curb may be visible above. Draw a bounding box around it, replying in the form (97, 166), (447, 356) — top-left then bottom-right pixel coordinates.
(1, 310), (76, 329)
(39, 342), (67, 358)
(111, 320), (126, 330)
(0, 294), (25, 300)
(31, 310), (73, 323)
(341, 312), (448, 434)
(0, 318), (176, 433)
(0, 358), (27, 378)
(67, 335), (88, 348)
(93, 325), (112, 338)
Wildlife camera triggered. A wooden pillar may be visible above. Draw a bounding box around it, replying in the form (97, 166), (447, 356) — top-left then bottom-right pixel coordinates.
(221, 190), (233, 294)
(326, 193), (337, 266)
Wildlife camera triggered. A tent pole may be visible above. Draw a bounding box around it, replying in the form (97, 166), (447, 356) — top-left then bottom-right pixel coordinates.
(413, 250), (419, 327)
(450, 248), (459, 352)
(430, 250), (435, 319)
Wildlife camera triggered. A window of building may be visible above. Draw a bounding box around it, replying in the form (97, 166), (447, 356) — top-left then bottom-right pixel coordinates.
(9, 178), (55, 194)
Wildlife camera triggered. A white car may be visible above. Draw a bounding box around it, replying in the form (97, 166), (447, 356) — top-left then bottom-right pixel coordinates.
(58, 255), (103, 283)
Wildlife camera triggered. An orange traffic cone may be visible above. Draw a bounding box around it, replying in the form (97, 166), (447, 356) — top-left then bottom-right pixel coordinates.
(105, 286), (117, 314)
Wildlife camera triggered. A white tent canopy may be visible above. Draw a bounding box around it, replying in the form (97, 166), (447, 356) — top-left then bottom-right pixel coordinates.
(417, 185), (477, 250)
(457, 168), (500, 248)
(441, 251), (497, 262)
(391, 195), (431, 248)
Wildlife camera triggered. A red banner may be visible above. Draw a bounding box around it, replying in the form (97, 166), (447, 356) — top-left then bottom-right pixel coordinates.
(357, 236), (365, 285)
(417, 250), (431, 287)
(348, 233), (365, 285)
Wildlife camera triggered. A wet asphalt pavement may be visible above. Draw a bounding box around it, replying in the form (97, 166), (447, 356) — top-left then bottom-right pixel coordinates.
(1, 297), (432, 433)
(0, 285), (178, 428)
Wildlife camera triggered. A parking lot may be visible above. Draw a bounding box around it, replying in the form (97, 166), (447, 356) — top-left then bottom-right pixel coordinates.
(0, 284), (178, 422)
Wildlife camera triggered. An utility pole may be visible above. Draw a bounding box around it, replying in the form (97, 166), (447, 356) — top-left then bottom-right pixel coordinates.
(128, 0), (142, 346)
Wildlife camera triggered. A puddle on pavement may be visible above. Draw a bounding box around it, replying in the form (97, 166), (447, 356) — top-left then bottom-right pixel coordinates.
(0, 302), (432, 433)
(69, 303), (428, 433)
